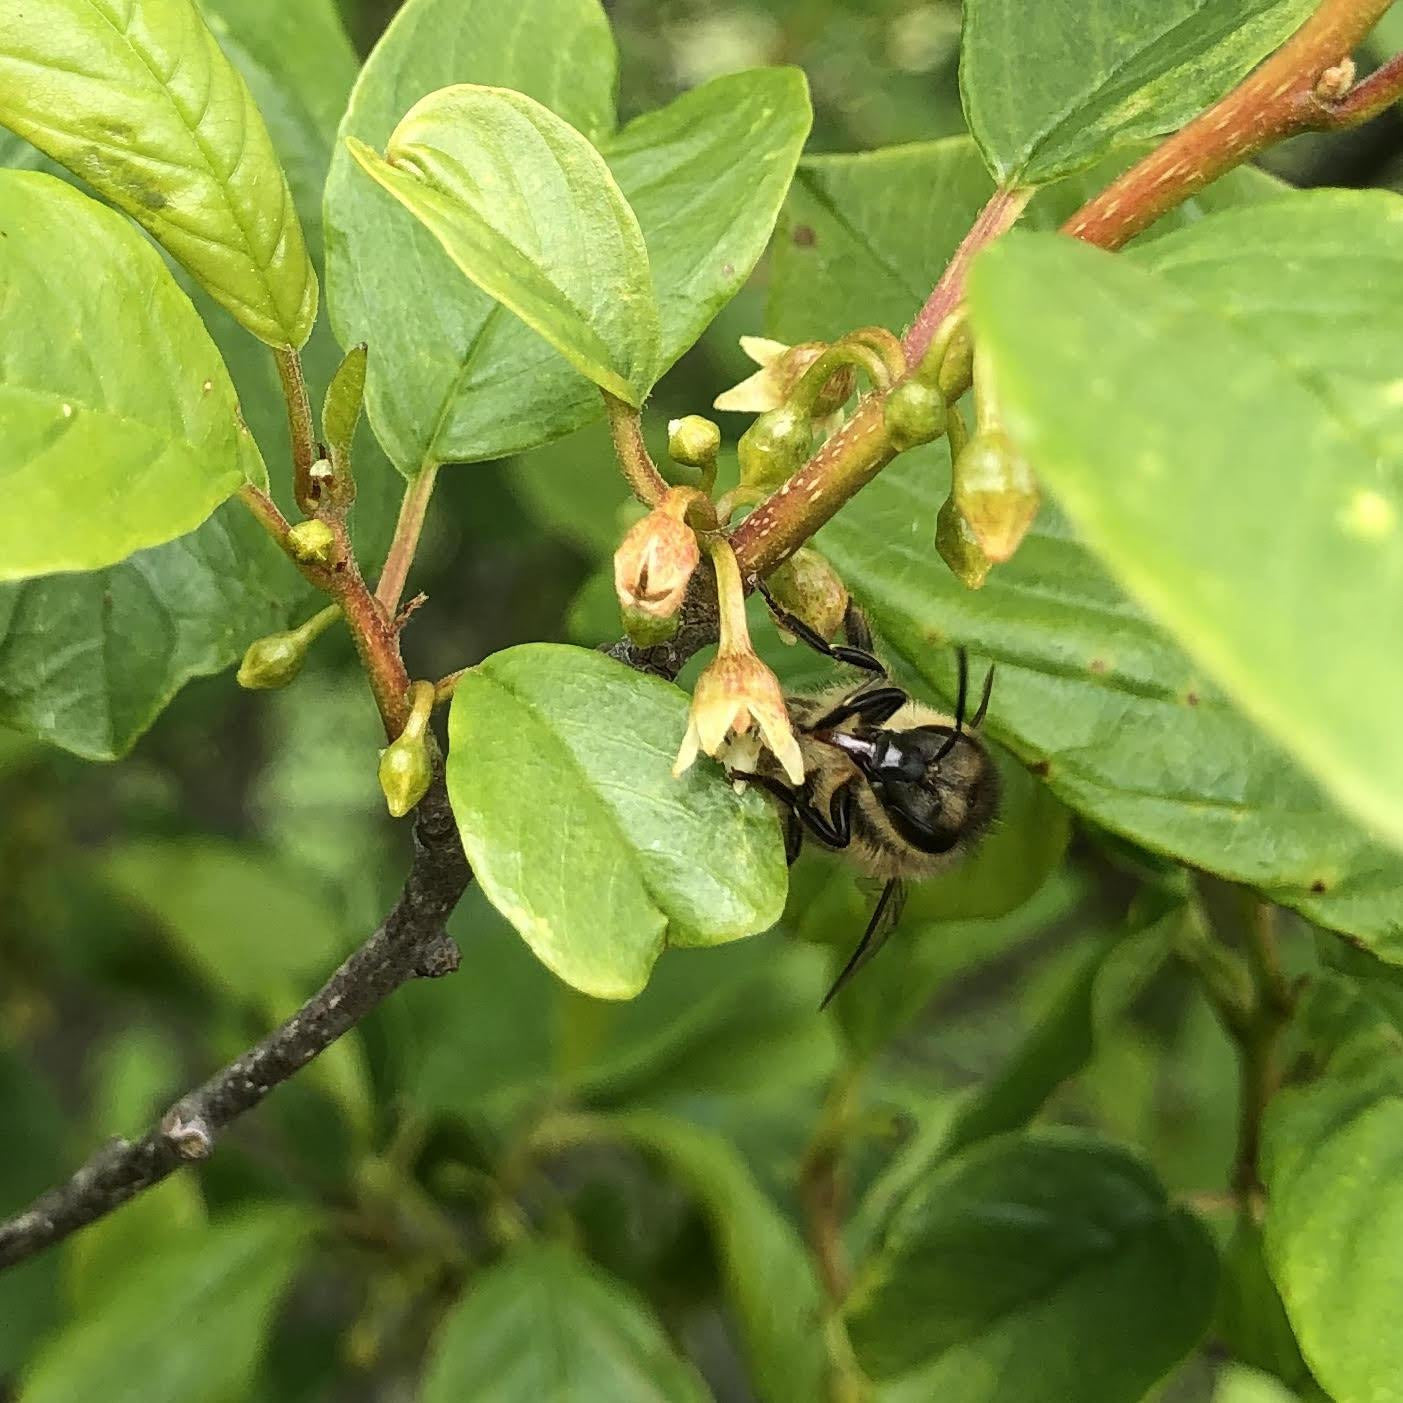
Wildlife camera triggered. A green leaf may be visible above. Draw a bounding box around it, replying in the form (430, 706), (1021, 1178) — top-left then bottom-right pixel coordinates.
(0, 3), (387, 760)
(959, 0), (1315, 184)
(21, 1207), (309, 1403)
(968, 192), (1403, 859)
(324, 0), (618, 474)
(606, 1112), (827, 1403)
(197, 0), (358, 261)
(0, 171), (263, 581)
(846, 1130), (1218, 1396)
(0, 0), (316, 346)
(420, 1243), (708, 1403)
(446, 644), (786, 998)
(824, 864), (1087, 1063)
(101, 839), (347, 1001)
(1262, 1015), (1403, 1403)
(348, 86), (659, 407)
(325, 0), (810, 473)
(608, 67), (811, 381)
(770, 142), (1403, 954)
(768, 136), (1285, 343)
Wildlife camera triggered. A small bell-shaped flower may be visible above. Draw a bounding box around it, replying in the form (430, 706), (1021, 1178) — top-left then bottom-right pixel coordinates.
(673, 540), (804, 785)
(714, 337), (854, 417)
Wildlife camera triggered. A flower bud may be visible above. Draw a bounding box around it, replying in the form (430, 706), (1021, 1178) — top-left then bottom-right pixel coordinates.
(737, 404), (813, 492)
(668, 415), (721, 469)
(766, 548), (849, 643)
(936, 496), (992, 590)
(883, 379), (947, 453)
(236, 631), (308, 690)
(613, 502), (701, 623)
(378, 732), (432, 818)
(953, 430), (1040, 564)
(286, 518), (337, 565)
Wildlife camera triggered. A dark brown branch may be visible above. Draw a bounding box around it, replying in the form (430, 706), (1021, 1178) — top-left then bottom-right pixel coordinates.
(0, 775), (470, 1272)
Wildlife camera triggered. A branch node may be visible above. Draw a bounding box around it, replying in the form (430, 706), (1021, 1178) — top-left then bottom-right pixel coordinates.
(415, 935), (462, 979)
(160, 1110), (214, 1161)
(1313, 55), (1357, 103)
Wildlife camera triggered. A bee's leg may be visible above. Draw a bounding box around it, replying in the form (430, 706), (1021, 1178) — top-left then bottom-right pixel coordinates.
(808, 685), (907, 732)
(843, 599), (875, 654)
(753, 579), (885, 676)
(820, 878), (904, 1010)
(784, 809), (803, 866)
(971, 664), (996, 728)
(747, 775), (852, 850)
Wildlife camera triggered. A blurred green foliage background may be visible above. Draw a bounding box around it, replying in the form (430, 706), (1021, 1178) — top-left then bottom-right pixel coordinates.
(3, 2), (1401, 1400)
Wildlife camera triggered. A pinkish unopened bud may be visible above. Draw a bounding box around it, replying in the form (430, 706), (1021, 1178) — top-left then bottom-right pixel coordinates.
(613, 501), (701, 622)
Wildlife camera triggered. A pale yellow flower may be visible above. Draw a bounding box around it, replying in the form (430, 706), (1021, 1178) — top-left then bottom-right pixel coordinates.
(672, 538), (804, 786)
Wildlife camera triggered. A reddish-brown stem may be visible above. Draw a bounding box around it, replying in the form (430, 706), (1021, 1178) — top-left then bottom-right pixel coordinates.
(730, 396), (892, 578)
(377, 464), (440, 616)
(239, 464), (409, 737)
(1065, 0), (1398, 249)
(903, 185), (1033, 364)
(237, 482), (292, 542)
(274, 347), (320, 514)
(603, 392), (669, 507)
(333, 554), (412, 736)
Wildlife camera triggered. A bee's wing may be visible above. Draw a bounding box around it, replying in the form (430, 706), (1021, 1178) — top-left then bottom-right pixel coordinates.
(819, 878), (907, 1009)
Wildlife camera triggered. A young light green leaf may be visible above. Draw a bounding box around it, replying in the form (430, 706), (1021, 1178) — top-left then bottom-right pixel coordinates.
(324, 0), (811, 474)
(323, 0), (619, 475)
(21, 1207), (309, 1403)
(348, 85), (659, 407)
(1262, 1015), (1403, 1403)
(420, 1243), (709, 1403)
(606, 1112), (828, 1403)
(847, 1129), (1218, 1396)
(0, 172), (263, 582)
(446, 645), (787, 999)
(967, 192), (1403, 858)
(770, 141), (1403, 957)
(0, 0), (316, 346)
(959, 0), (1315, 185)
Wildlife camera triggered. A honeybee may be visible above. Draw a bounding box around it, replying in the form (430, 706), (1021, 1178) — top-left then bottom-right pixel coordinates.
(732, 582), (1000, 1007)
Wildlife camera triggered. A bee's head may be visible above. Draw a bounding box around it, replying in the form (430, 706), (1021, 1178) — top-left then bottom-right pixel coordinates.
(827, 724), (997, 855)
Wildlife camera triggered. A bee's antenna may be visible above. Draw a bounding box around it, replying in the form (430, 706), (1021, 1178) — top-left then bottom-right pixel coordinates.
(971, 665), (996, 729)
(953, 647), (969, 732)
